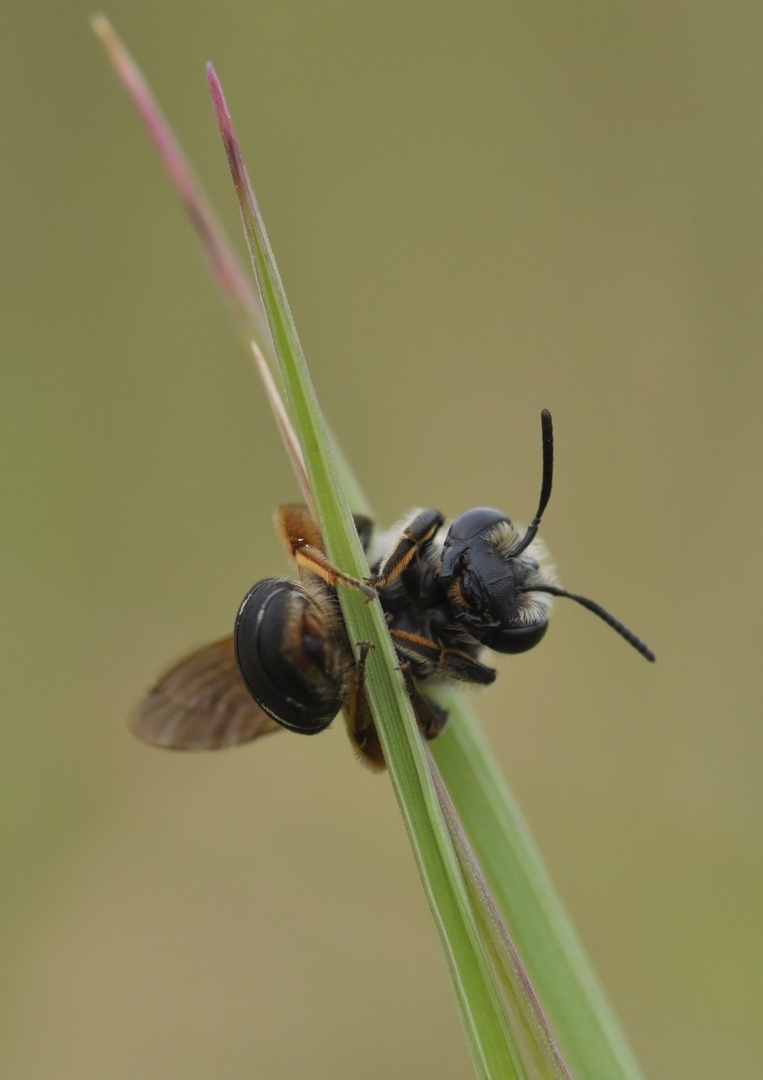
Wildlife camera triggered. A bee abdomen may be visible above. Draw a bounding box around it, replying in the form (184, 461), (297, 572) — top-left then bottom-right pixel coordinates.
(234, 578), (344, 734)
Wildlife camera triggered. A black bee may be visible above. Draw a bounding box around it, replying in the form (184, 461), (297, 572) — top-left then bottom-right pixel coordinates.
(133, 410), (654, 769)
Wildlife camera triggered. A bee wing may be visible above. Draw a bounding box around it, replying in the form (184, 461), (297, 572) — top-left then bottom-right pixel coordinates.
(132, 637), (281, 750)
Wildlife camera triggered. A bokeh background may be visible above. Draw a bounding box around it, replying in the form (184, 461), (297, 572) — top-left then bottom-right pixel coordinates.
(3, 3), (761, 1078)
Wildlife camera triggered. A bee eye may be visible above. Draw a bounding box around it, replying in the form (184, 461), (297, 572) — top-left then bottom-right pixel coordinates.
(481, 619), (549, 655)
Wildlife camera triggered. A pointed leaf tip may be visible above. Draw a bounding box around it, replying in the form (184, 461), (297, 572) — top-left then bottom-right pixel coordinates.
(206, 68), (255, 218)
(206, 63), (226, 123)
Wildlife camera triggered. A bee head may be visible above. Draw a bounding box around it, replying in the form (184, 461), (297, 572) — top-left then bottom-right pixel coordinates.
(437, 411), (656, 663)
(439, 507), (552, 653)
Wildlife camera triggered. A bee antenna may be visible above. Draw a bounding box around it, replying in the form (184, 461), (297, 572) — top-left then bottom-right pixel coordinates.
(520, 583), (656, 662)
(511, 409), (554, 558)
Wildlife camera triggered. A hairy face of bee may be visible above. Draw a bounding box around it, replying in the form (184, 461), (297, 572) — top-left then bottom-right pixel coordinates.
(234, 578), (350, 734)
(438, 507), (556, 654)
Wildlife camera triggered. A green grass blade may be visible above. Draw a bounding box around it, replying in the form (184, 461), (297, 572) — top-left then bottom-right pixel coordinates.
(207, 63), (527, 1080)
(430, 753), (573, 1080)
(432, 689), (646, 1080)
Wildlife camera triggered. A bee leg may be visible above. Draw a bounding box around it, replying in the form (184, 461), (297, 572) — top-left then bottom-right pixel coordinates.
(399, 664), (449, 740)
(389, 629), (443, 678)
(436, 648), (497, 686)
(295, 544), (377, 600)
(345, 642), (386, 770)
(275, 504), (377, 599)
(346, 644), (452, 767)
(372, 509), (444, 587)
(390, 629), (497, 686)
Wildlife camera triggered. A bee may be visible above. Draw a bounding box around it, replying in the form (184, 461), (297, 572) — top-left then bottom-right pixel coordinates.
(133, 410), (654, 769)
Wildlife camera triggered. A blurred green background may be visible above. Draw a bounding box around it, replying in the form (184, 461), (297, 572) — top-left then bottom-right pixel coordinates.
(2, 3), (761, 1078)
